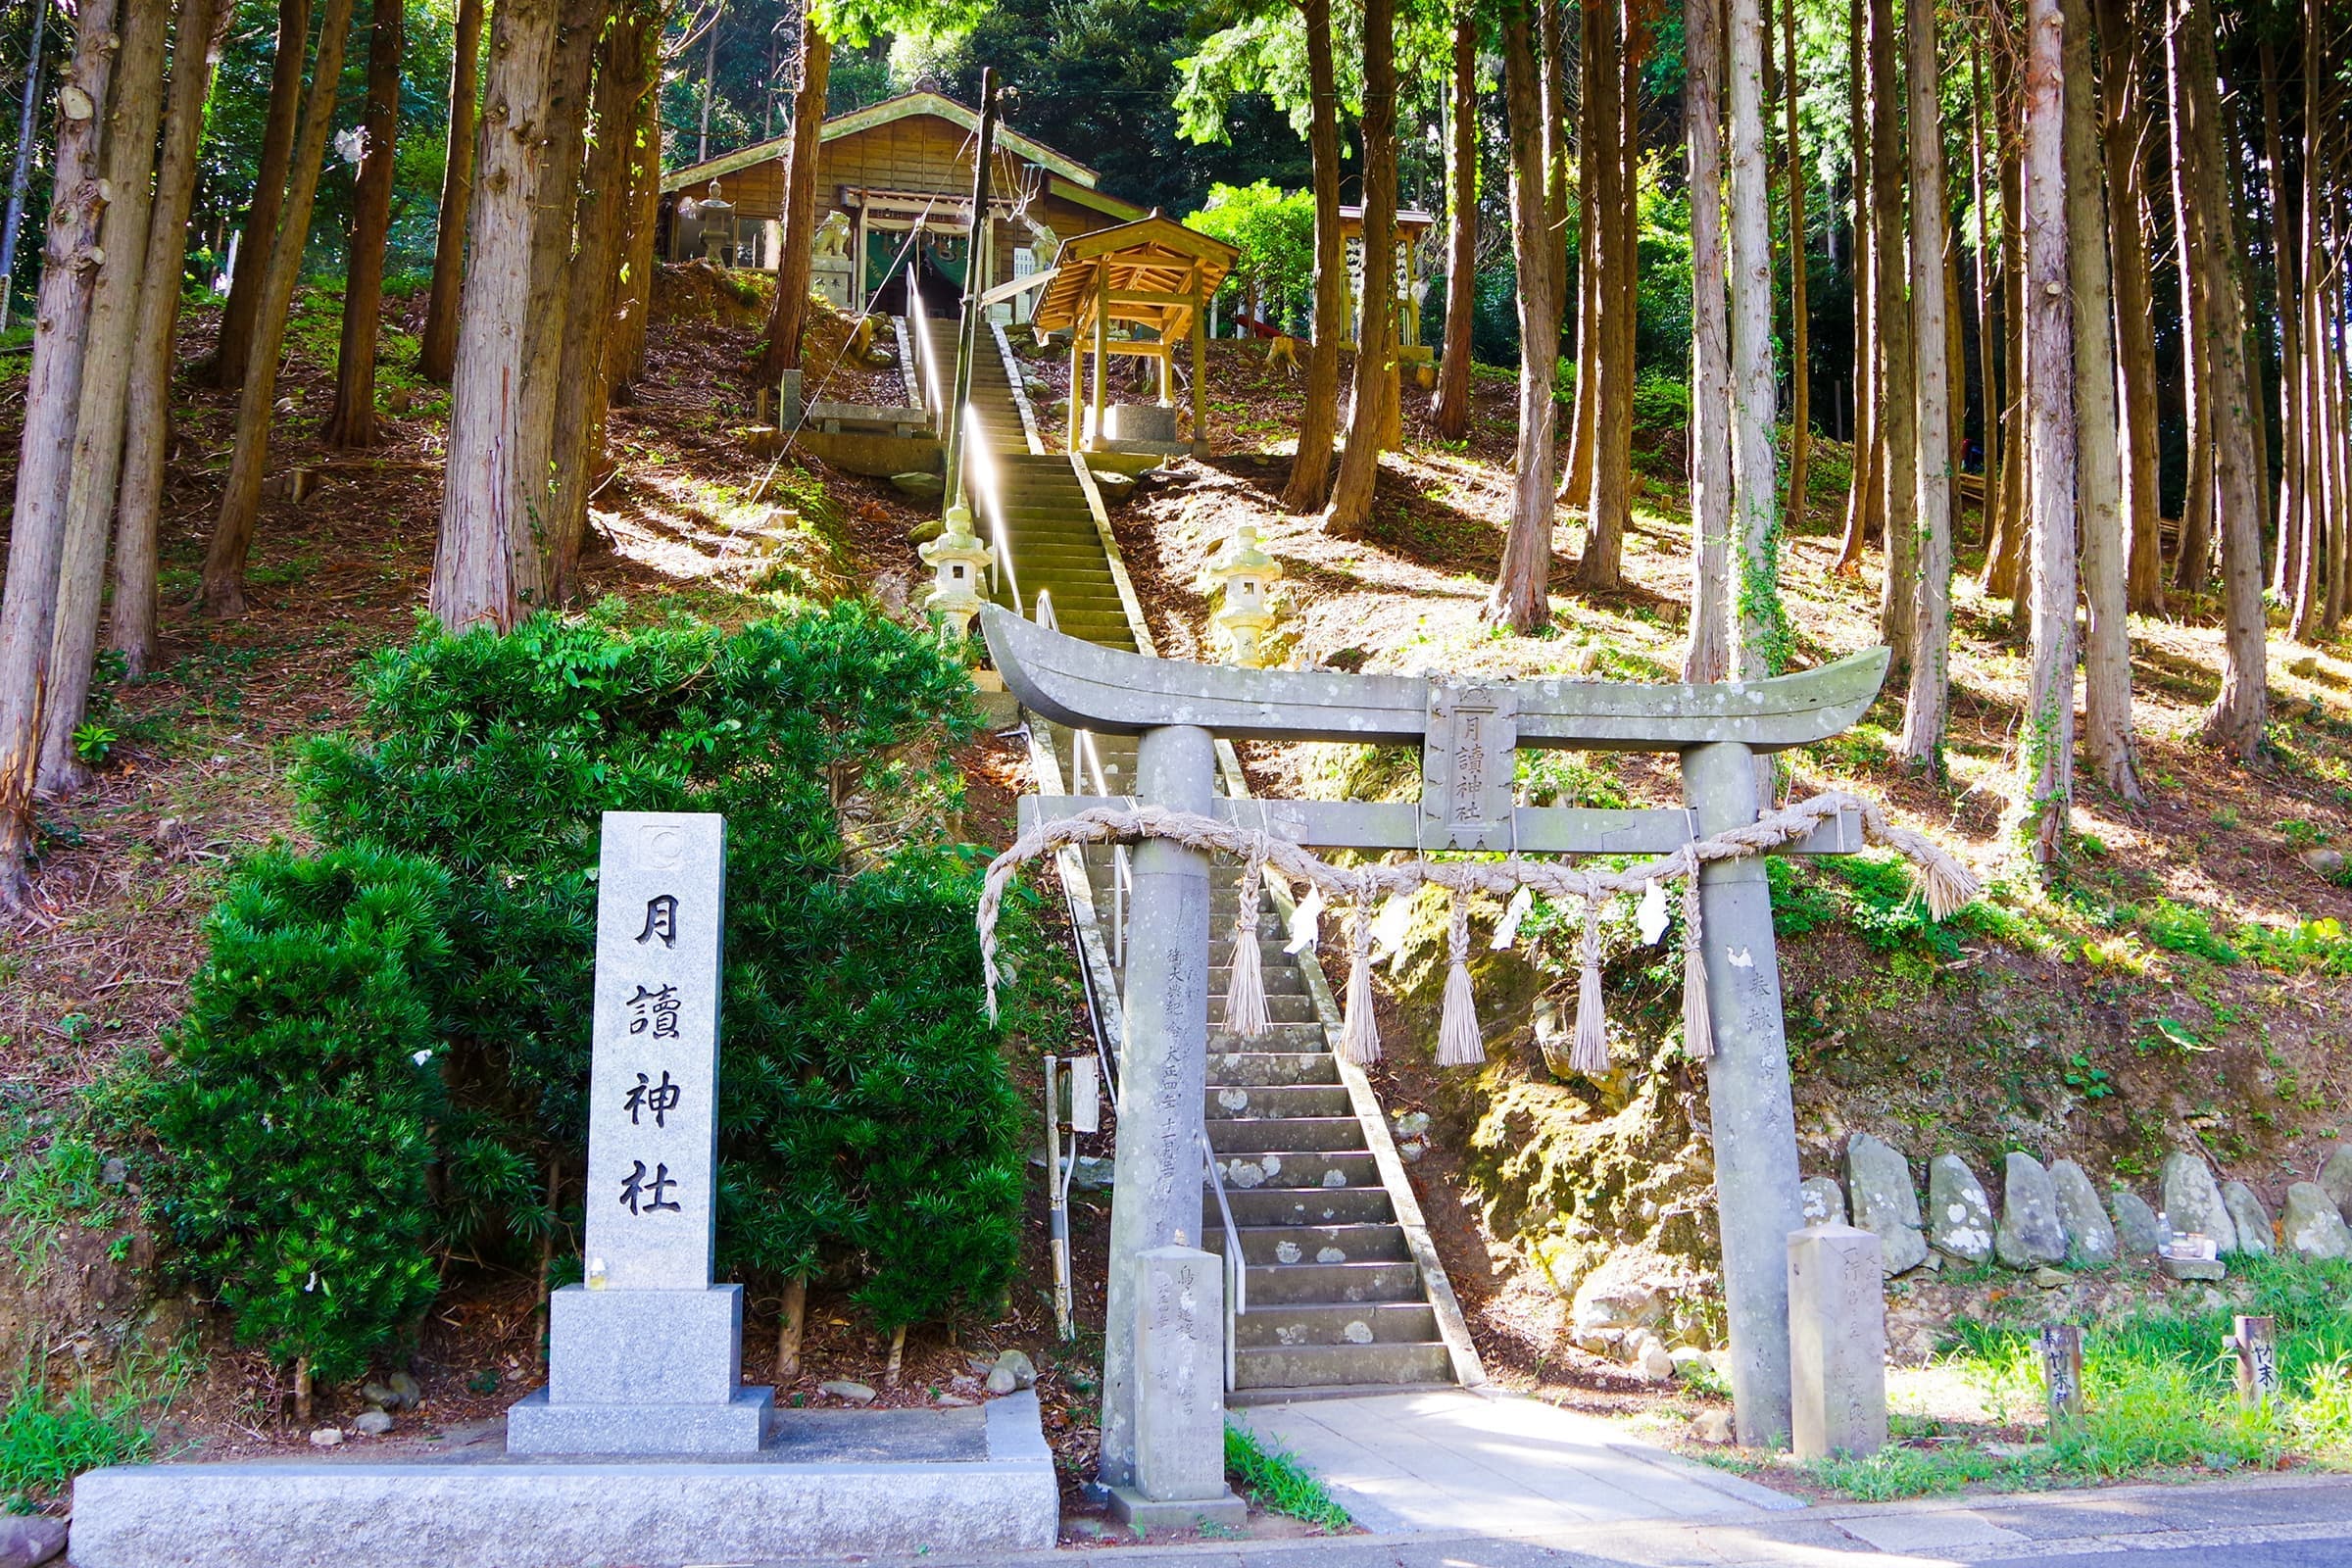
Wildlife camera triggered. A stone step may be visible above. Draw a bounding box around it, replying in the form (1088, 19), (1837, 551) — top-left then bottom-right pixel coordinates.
(1205, 966), (1308, 999)
(1233, 1342), (1454, 1390)
(1204, 1221), (1409, 1264)
(1209, 1118), (1370, 1158)
(1205, 1084), (1351, 1120)
(1234, 1302), (1440, 1349)
(1209, 1183), (1393, 1228)
(1206, 1024), (1330, 1053)
(1213, 1150), (1377, 1191)
(1202, 1051), (1340, 1086)
(1241, 1260), (1424, 1306)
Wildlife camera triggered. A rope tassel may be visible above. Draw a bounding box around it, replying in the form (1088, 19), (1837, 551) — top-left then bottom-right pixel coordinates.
(1338, 883), (1382, 1065)
(1221, 856), (1271, 1038)
(1570, 893), (1610, 1075)
(1680, 874), (1714, 1060)
(1436, 891), (1485, 1067)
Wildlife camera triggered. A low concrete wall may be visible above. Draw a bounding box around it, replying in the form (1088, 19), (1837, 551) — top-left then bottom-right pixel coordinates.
(793, 429), (942, 477)
(68, 1392), (1057, 1567)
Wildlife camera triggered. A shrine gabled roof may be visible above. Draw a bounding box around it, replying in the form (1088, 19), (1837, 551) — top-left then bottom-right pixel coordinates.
(1029, 216), (1240, 338)
(660, 91), (1109, 195)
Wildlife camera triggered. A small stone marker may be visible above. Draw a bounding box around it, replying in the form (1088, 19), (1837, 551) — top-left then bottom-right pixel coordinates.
(2221, 1181), (2276, 1255)
(2110, 1191), (2165, 1257)
(2226, 1315), (2279, 1407)
(1112, 1245), (1245, 1531)
(508, 811), (773, 1455)
(1844, 1134), (1927, 1276)
(2160, 1152), (2239, 1254)
(2047, 1160), (2117, 1268)
(2281, 1182), (2352, 1259)
(1786, 1224), (1886, 1462)
(1926, 1154), (1993, 1265)
(2037, 1324), (2083, 1427)
(1799, 1175), (1847, 1227)
(1994, 1153), (2067, 1269)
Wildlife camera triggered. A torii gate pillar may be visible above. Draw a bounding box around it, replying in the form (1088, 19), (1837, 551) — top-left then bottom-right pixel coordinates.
(1097, 724), (1215, 1490)
(1685, 741), (1803, 1446)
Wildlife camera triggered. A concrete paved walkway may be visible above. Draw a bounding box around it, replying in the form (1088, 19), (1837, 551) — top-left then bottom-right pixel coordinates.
(843, 1470), (2352, 1568)
(1232, 1388), (1796, 1536)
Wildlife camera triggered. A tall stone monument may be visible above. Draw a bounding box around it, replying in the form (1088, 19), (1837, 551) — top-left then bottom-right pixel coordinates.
(508, 811), (773, 1454)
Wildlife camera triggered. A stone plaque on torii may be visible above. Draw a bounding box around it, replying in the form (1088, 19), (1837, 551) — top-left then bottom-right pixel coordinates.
(981, 604), (1913, 1472)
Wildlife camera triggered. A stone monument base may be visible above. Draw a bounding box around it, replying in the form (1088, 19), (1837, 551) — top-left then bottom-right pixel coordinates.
(505, 1386), (773, 1455)
(1106, 1483), (1248, 1533)
(69, 1393), (1058, 1568)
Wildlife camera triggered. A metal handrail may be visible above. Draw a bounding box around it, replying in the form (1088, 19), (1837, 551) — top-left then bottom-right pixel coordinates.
(1032, 594), (1130, 969)
(1199, 1128), (1248, 1394)
(964, 403), (1018, 615)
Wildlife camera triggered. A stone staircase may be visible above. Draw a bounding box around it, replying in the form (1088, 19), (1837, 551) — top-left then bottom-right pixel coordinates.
(909, 312), (1136, 652)
(914, 311), (1476, 1401)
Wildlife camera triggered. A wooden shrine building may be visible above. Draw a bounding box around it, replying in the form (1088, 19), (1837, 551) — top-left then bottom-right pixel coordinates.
(1027, 215), (1237, 460)
(658, 91), (1145, 318)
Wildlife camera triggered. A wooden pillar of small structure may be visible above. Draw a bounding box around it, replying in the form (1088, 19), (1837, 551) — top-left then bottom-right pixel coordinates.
(852, 204), (868, 312)
(1090, 280), (1109, 451)
(1067, 323), (1085, 450)
(1191, 270), (1209, 459)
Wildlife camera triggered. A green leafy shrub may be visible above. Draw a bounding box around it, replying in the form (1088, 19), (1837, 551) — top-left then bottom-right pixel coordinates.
(140, 601), (1041, 1380)
(307, 604), (1034, 1317)
(2236, 916), (2352, 977)
(2136, 900), (2242, 966)
(147, 845), (451, 1382)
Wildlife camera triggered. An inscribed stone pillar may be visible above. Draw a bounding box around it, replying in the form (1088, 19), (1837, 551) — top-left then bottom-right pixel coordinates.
(1098, 725), (1214, 1490)
(1132, 1246), (1228, 1501)
(507, 811), (772, 1456)
(1684, 740), (1804, 1448)
(1787, 1223), (1886, 1461)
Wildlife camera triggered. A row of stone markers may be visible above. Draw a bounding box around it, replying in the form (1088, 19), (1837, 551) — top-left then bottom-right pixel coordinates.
(1823, 1135), (2352, 1280)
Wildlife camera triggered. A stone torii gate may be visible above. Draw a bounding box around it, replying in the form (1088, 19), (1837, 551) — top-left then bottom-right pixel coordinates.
(985, 605), (1891, 1472)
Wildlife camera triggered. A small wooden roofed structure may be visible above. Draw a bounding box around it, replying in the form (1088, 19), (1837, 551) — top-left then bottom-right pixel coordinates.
(1337, 204), (1439, 349)
(1028, 214), (1238, 459)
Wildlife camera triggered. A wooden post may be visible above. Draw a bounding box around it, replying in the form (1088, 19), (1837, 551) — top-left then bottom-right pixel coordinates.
(852, 204), (868, 312)
(1091, 279), (1109, 450)
(1067, 325), (1083, 450)
(2228, 1315), (2278, 1407)
(2037, 1323), (2083, 1426)
(1191, 271), (1210, 459)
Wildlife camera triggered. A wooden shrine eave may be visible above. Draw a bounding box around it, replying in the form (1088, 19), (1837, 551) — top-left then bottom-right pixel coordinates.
(981, 604), (1891, 752)
(660, 90), (1116, 195)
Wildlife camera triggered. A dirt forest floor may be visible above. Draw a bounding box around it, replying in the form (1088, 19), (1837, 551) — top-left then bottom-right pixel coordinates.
(3, 277), (2351, 1522)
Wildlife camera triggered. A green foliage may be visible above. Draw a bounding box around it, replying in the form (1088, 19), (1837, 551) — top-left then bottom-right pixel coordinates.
(1225, 1422), (1352, 1531)
(69, 722), (118, 767)
(1631, 368), (1693, 432)
(0, 1118), (124, 1286)
(283, 603), (1022, 1334)
(1766, 855), (1962, 961)
(147, 846), (451, 1383)
(2235, 917), (2352, 977)
(2136, 900), (2242, 966)
(1188, 181), (1316, 332)
(1814, 1255), (2352, 1501)
(0, 1377), (156, 1512)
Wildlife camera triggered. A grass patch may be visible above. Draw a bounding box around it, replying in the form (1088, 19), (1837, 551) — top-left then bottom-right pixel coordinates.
(1805, 1254), (2352, 1501)
(0, 1110), (124, 1286)
(1225, 1422), (1352, 1532)
(0, 1343), (195, 1512)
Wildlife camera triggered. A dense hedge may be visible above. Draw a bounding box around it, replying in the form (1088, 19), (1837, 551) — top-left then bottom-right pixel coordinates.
(147, 602), (1043, 1378)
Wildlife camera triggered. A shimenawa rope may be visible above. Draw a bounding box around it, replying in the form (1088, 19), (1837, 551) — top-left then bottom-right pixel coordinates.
(976, 789), (1976, 1071)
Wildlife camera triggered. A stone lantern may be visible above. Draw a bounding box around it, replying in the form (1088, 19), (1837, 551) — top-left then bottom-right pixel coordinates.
(1205, 524), (1281, 667)
(920, 506), (996, 642)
